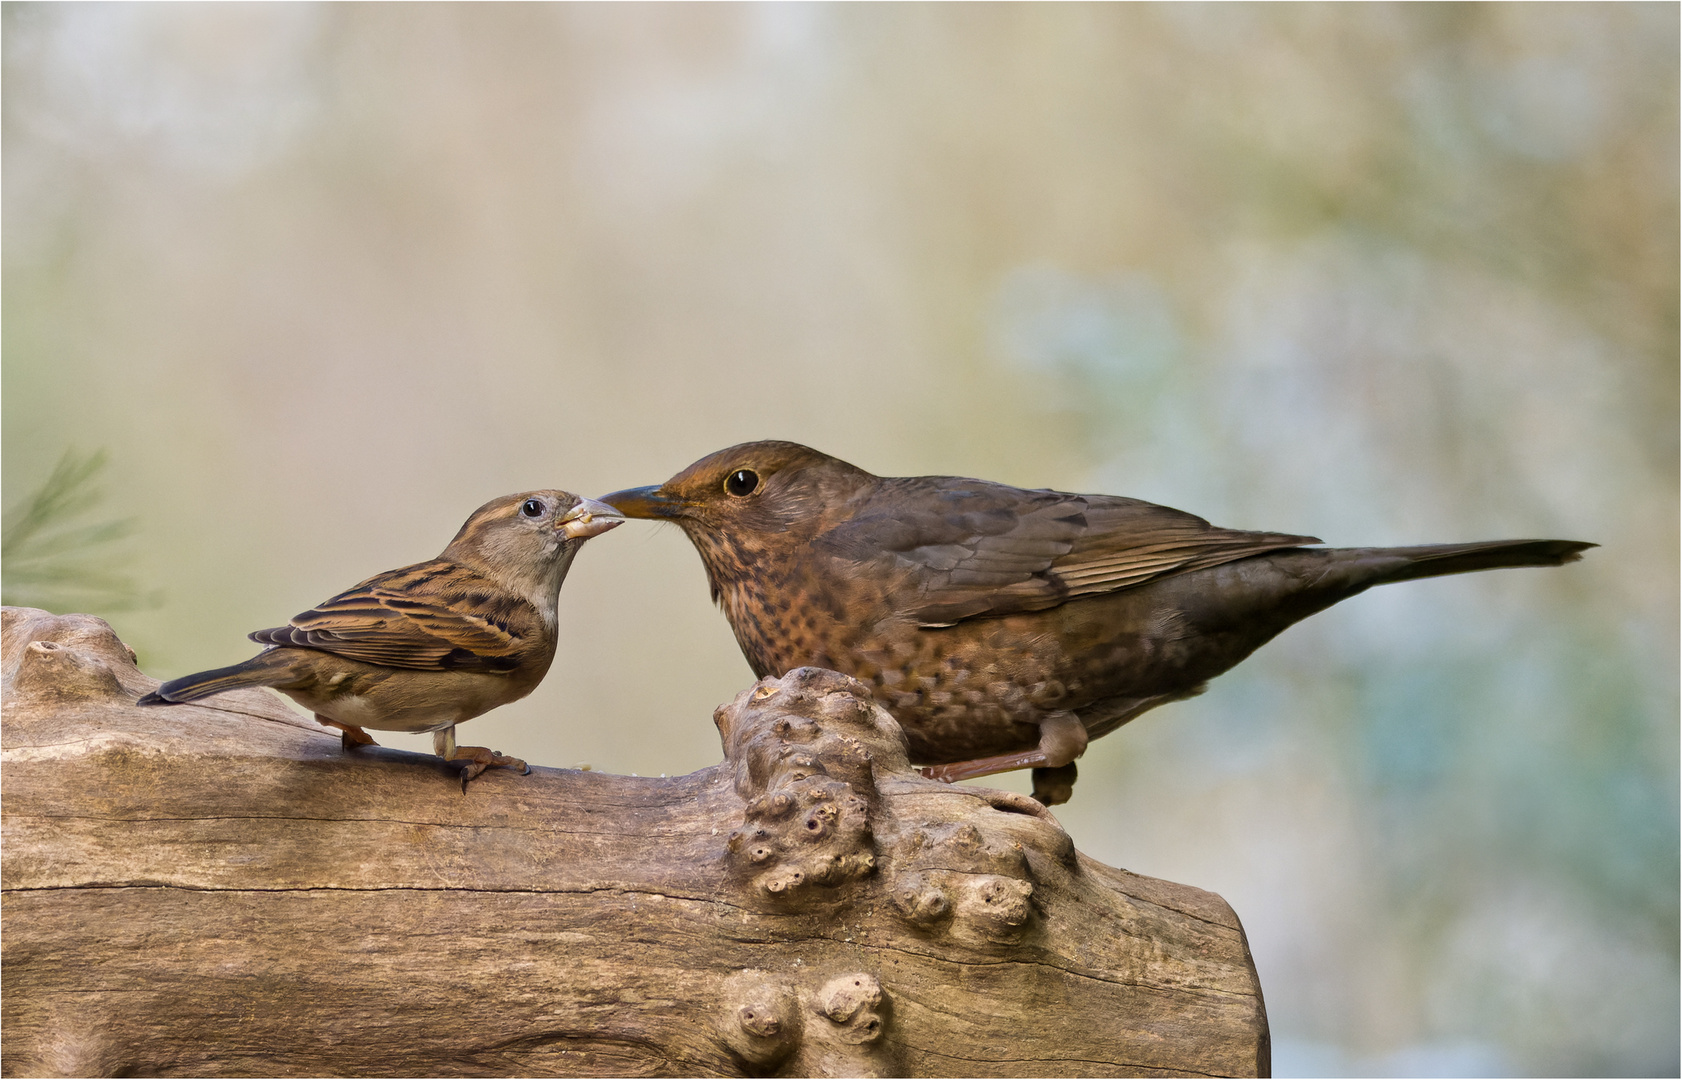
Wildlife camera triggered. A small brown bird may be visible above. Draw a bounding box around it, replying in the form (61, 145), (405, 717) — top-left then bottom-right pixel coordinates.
(602, 441), (1592, 804)
(140, 491), (622, 783)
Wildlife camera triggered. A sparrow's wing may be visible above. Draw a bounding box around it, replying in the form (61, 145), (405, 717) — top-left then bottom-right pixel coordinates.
(815, 477), (1317, 627)
(248, 560), (537, 672)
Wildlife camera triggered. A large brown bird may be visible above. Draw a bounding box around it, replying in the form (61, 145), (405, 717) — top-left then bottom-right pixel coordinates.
(602, 441), (1592, 804)
(140, 491), (622, 783)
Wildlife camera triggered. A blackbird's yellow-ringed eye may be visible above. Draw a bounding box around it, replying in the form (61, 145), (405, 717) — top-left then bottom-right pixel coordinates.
(725, 469), (760, 497)
(521, 498), (545, 518)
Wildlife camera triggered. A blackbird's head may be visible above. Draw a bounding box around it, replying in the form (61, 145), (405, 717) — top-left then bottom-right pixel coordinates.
(600, 441), (876, 543)
(600, 443), (878, 605)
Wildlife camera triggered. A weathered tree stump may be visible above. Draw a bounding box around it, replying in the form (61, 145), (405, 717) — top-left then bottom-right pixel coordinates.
(1, 606), (1269, 1077)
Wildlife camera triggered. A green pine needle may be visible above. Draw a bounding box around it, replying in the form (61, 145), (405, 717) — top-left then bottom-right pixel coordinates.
(2, 448), (160, 614)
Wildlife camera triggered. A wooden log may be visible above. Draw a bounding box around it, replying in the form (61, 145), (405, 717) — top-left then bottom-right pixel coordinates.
(0, 606), (1270, 1078)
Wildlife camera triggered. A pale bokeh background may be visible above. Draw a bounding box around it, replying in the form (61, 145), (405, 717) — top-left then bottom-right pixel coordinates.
(4, 5), (1675, 1075)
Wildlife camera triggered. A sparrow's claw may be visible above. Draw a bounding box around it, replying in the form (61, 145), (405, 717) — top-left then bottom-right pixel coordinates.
(458, 758), (487, 791)
(447, 745), (529, 789)
(432, 726), (527, 788)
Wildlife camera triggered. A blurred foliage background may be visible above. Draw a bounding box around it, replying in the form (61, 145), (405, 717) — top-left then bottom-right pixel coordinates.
(3, 5), (1675, 1075)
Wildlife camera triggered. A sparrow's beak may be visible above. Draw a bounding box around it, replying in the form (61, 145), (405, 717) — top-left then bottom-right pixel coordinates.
(597, 485), (682, 521)
(558, 497), (625, 540)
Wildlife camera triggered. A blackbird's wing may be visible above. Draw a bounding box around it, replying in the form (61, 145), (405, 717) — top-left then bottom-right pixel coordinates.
(814, 477), (1319, 627)
(247, 559), (534, 672)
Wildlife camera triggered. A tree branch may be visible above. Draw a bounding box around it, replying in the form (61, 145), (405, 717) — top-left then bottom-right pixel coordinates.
(1, 606), (1269, 1078)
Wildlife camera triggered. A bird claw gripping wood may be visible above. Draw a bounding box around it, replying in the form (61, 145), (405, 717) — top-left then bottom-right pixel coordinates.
(450, 749), (530, 791)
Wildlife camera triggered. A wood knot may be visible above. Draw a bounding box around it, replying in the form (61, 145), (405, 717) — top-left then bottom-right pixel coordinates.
(883, 819), (1042, 942)
(9, 629), (133, 703)
(718, 969), (896, 1076)
(817, 973), (886, 1045)
(957, 875), (1035, 940)
(719, 973), (801, 1070)
(726, 774), (876, 898)
(716, 669), (915, 900)
(889, 872), (952, 926)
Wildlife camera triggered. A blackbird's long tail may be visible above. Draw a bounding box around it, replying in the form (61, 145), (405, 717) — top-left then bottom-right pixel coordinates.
(136, 653), (287, 706)
(1349, 539), (1595, 586)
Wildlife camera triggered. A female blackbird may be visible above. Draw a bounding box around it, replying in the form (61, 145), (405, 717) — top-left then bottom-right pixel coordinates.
(140, 491), (621, 783)
(602, 441), (1591, 804)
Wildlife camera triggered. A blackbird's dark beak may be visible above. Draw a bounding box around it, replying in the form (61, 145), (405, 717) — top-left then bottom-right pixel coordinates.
(598, 485), (682, 520)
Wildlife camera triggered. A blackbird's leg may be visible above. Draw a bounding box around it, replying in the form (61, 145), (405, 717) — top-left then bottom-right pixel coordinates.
(315, 715), (378, 751)
(1030, 712), (1087, 805)
(920, 712), (1088, 805)
(433, 725), (530, 788)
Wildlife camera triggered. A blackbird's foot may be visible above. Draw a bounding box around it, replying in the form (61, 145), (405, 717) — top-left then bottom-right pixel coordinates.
(316, 715), (379, 751)
(1031, 762), (1078, 806)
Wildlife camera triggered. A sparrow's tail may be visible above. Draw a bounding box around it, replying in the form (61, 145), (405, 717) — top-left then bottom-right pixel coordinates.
(136, 654), (286, 706)
(1350, 539), (1596, 586)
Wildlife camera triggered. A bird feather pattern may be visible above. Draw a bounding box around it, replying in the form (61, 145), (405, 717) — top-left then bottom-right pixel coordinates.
(248, 559), (539, 673)
(818, 479), (1318, 626)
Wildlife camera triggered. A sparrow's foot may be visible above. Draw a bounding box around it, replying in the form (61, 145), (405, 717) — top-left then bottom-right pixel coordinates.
(432, 726), (528, 788)
(449, 746), (531, 789)
(315, 715), (379, 750)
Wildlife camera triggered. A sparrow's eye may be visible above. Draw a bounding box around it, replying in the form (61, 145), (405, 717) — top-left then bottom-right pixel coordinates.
(725, 469), (759, 497)
(521, 498), (545, 518)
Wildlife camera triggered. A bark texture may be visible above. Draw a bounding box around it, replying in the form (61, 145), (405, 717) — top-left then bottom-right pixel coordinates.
(1, 606), (1269, 1078)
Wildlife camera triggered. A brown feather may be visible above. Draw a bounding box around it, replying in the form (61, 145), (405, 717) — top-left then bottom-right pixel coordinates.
(249, 559), (541, 673)
(814, 480), (1319, 625)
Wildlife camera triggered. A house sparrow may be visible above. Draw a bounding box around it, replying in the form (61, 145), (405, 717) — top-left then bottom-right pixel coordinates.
(601, 440), (1592, 804)
(139, 491), (622, 784)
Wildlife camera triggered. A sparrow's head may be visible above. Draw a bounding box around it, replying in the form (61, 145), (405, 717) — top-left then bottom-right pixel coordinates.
(443, 490), (622, 604)
(599, 441), (876, 598)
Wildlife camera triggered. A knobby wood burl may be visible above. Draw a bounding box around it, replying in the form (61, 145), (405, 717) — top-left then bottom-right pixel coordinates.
(1, 606), (1268, 1078)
